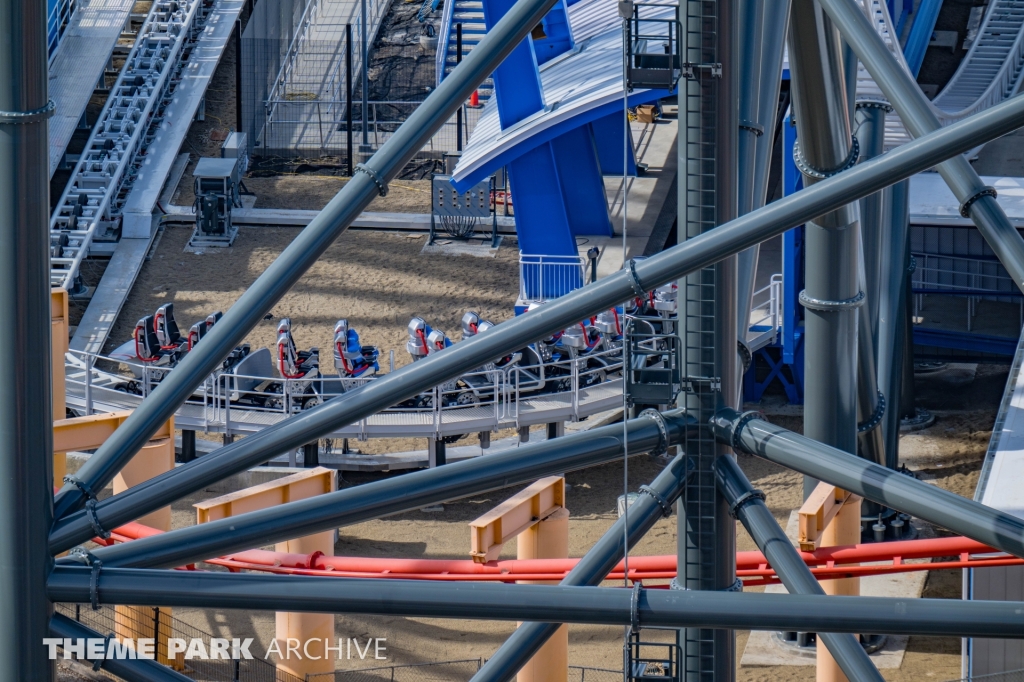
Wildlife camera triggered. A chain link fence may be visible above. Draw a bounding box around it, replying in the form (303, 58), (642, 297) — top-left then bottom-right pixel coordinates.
(256, 99), (482, 164)
(309, 662), (623, 682)
(54, 603), (302, 682)
(949, 671), (1024, 682)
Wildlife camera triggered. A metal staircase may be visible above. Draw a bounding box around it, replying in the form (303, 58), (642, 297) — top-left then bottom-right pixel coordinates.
(857, 0), (1024, 151)
(435, 0), (493, 100)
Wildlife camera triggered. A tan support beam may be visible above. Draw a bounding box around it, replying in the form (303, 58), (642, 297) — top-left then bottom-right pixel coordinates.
(53, 410), (174, 454)
(801, 482), (864, 682)
(469, 477), (568, 682)
(52, 288), (68, 487)
(110, 433), (180, 668)
(196, 467), (337, 679)
(470, 476), (565, 563)
(798, 482), (852, 552)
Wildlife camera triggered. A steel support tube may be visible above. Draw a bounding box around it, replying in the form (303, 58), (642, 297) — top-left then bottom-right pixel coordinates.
(47, 91), (1024, 555)
(737, 0), (792, 336)
(46, 566), (1024, 638)
(60, 413), (694, 567)
(735, 0), (767, 335)
(788, 0), (862, 499)
(853, 102), (888, 492)
(0, 0), (57, 671)
(817, 0), (1024, 292)
(49, 613), (192, 682)
(714, 456), (883, 682)
(712, 408), (1024, 559)
(51, 0), (563, 522)
(879, 181), (910, 467)
(471, 455), (693, 682)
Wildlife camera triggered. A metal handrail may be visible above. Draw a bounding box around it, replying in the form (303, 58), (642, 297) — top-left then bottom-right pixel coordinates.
(435, 0), (458, 87)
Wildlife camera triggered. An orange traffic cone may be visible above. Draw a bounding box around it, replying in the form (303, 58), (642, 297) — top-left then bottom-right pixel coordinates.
(469, 90), (480, 107)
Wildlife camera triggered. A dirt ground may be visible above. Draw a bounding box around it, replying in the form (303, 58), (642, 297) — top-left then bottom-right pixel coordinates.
(104, 219), (1005, 681)
(154, 363), (1000, 681)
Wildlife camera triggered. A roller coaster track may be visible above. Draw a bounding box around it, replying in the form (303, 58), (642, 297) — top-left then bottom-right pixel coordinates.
(47, 0), (213, 290)
(858, 0), (1024, 151)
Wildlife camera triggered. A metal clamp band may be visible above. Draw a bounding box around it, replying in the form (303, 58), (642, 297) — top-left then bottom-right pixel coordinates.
(792, 135), (860, 180)
(626, 258), (646, 297)
(739, 121), (764, 137)
(85, 499), (111, 540)
(638, 408), (669, 459)
(857, 390), (886, 433)
(354, 163), (388, 197)
(728, 488), (766, 518)
(959, 186), (997, 218)
(798, 289), (865, 311)
(69, 548), (103, 610)
(0, 98), (55, 124)
(667, 577), (743, 592)
(728, 410), (766, 452)
(93, 634), (114, 671)
(63, 474), (98, 501)
(638, 484), (673, 517)
(855, 99), (893, 113)
(908, 255), (917, 274)
(629, 582), (642, 633)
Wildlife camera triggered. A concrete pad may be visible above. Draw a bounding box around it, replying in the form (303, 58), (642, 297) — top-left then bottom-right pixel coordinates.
(740, 511), (928, 670)
(420, 236), (504, 258)
(605, 119), (678, 241)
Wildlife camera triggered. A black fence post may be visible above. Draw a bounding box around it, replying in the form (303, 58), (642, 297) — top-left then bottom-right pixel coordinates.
(456, 22), (463, 152)
(234, 19), (243, 132)
(346, 23), (354, 176)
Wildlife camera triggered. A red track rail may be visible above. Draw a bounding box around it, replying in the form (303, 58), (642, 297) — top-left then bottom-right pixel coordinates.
(97, 521), (1015, 586)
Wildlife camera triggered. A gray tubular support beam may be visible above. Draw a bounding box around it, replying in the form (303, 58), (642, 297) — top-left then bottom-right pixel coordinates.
(788, 0), (861, 498)
(879, 181), (910, 468)
(50, 0), (562, 522)
(854, 102), (888, 481)
(737, 0), (792, 338)
(714, 456), (884, 682)
(0, 0), (57, 670)
(49, 613), (193, 682)
(712, 408), (1024, 558)
(817, 0), (1024, 292)
(47, 91), (1024, 555)
(735, 0), (766, 336)
(46, 566), (1024, 639)
(471, 455), (693, 682)
(59, 412), (695, 567)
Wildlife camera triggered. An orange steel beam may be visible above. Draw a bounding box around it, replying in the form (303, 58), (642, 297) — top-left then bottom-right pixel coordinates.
(54, 410), (174, 454)
(470, 476), (565, 563)
(194, 466), (335, 523)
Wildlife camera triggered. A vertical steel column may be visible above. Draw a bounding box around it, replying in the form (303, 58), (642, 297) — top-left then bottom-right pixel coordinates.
(852, 102), (888, 517)
(736, 0), (792, 347)
(788, 0), (861, 499)
(879, 181), (910, 467)
(0, 0), (55, 671)
(677, 0), (738, 678)
(735, 0), (764, 340)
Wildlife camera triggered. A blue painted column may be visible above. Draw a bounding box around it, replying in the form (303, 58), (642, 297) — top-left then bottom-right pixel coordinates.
(481, 0), (612, 261)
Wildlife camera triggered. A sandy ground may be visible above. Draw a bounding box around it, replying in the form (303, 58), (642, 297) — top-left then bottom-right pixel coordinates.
(101, 219), (1004, 680)
(143, 365), (998, 681)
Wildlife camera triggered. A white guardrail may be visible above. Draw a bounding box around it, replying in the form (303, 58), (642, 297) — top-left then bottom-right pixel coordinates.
(62, 276), (782, 441)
